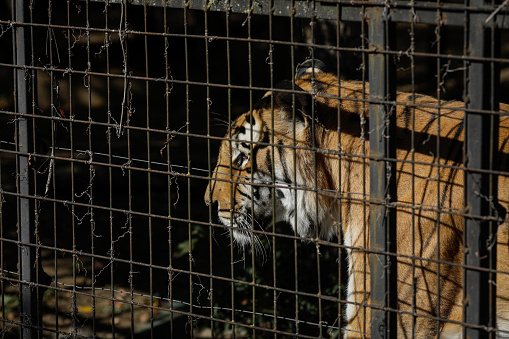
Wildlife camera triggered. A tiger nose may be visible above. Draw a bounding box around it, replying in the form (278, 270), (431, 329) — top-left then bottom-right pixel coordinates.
(204, 192), (212, 206)
(204, 183), (217, 206)
(204, 195), (215, 206)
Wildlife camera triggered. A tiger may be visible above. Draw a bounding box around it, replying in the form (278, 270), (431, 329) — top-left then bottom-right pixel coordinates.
(204, 59), (509, 338)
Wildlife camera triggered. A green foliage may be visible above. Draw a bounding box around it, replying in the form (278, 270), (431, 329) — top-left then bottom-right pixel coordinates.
(177, 221), (347, 337)
(206, 225), (346, 337)
(1, 291), (19, 315)
(174, 225), (206, 258)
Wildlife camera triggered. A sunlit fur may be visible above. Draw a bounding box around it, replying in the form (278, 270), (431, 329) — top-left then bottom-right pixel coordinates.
(204, 60), (509, 338)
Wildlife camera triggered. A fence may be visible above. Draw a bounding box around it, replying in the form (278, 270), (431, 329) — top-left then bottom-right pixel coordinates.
(1, 0), (508, 337)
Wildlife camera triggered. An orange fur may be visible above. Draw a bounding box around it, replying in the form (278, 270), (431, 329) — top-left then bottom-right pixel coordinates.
(205, 69), (509, 338)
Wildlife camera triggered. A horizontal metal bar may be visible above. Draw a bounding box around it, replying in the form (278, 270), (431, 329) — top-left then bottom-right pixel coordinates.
(8, 277), (509, 338)
(2, 237), (508, 338)
(1, 270), (504, 337)
(0, 239), (347, 307)
(2, 134), (508, 204)
(0, 279), (325, 339)
(2, 189), (507, 272)
(87, 0), (509, 28)
(0, 270), (342, 331)
(3, 227), (509, 312)
(2, 41), (508, 83)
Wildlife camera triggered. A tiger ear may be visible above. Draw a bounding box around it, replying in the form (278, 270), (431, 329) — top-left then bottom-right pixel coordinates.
(272, 80), (310, 124)
(295, 59), (327, 80)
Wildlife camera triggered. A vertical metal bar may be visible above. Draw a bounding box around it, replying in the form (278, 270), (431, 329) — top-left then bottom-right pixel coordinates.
(84, 1), (97, 336)
(183, 2), (194, 335)
(203, 4), (214, 336)
(47, 0), (68, 335)
(143, 2), (154, 337)
(434, 8), (443, 335)
(225, 4), (236, 336)
(247, 3), (256, 337)
(0, 146), (3, 336)
(308, 28), (325, 339)
(28, 4), (41, 337)
(63, 2), (75, 338)
(14, 0), (38, 337)
(335, 5), (345, 335)
(0, 134), (3, 335)
(104, 1), (117, 337)
(487, 11), (500, 338)
(463, 0), (499, 335)
(360, 6), (369, 335)
(268, 1), (278, 337)
(368, 3), (398, 338)
(408, 1), (417, 336)
(118, 2), (135, 337)
(289, 4), (300, 336)
(163, 2), (174, 337)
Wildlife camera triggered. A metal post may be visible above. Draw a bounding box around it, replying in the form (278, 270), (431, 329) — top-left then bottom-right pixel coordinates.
(463, 0), (499, 336)
(368, 3), (398, 338)
(14, 0), (38, 338)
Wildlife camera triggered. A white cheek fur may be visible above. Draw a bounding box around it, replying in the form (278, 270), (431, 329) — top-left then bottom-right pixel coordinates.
(237, 122), (262, 144)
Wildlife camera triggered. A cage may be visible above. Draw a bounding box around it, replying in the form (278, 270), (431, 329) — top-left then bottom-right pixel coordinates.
(1, 0), (509, 337)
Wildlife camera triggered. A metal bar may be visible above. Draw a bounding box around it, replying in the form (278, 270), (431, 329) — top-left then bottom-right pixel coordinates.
(334, 7), (345, 335)
(433, 5), (444, 336)
(103, 1), (118, 337)
(290, 7), (300, 337)
(143, 2), (155, 336)
(226, 5), (236, 335)
(163, 1), (175, 336)
(368, 2), (398, 338)
(204, 3), (215, 337)
(84, 1), (97, 336)
(360, 8), (369, 336)
(463, 0), (499, 336)
(183, 3), (195, 336)
(408, 1), (417, 335)
(85, 0), (509, 28)
(246, 2), (257, 337)
(3, 56), (508, 97)
(0, 133), (4, 337)
(118, 2), (136, 337)
(13, 0), (39, 337)
(269, 2), (278, 337)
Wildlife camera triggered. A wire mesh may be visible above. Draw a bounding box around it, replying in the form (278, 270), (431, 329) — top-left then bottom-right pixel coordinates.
(1, 0), (509, 338)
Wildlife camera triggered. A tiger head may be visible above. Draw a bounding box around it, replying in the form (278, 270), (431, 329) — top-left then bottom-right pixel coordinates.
(204, 65), (339, 248)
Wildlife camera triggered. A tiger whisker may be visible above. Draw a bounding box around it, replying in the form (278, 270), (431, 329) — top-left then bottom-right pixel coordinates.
(237, 211), (268, 263)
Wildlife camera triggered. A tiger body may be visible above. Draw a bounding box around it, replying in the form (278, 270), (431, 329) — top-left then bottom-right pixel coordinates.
(204, 62), (509, 338)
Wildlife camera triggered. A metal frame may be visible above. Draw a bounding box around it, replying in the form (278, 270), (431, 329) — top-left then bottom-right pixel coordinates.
(368, 4), (398, 338)
(92, 0), (509, 28)
(464, 0), (500, 336)
(13, 1), (39, 337)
